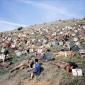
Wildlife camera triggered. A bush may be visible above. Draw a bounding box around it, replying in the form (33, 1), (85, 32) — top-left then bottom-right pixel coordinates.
(17, 27), (23, 31)
(11, 56), (18, 64)
(0, 68), (8, 76)
(83, 17), (85, 20)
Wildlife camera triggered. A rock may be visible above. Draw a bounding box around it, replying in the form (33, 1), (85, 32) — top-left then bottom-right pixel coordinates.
(72, 69), (83, 76)
(59, 41), (64, 46)
(73, 37), (78, 42)
(15, 50), (22, 56)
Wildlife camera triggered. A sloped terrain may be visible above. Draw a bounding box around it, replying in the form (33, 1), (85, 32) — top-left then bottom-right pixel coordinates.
(0, 19), (85, 85)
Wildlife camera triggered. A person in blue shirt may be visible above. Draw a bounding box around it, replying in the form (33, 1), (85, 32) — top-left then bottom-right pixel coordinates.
(34, 59), (41, 75)
(30, 59), (41, 79)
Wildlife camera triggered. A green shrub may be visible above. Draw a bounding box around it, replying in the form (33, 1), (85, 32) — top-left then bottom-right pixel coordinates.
(11, 56), (18, 64)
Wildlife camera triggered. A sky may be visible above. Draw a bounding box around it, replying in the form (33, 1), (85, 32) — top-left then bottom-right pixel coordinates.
(0, 0), (85, 32)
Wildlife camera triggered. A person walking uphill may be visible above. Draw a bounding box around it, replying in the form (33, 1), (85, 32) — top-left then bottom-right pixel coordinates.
(29, 59), (41, 79)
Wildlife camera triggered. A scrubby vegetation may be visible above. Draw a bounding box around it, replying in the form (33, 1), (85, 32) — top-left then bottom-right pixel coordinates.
(0, 19), (85, 85)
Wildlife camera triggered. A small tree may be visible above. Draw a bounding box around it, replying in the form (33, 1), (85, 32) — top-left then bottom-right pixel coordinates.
(83, 17), (85, 20)
(17, 27), (23, 31)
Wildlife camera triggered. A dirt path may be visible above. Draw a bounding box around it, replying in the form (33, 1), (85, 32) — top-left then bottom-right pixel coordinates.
(0, 78), (60, 85)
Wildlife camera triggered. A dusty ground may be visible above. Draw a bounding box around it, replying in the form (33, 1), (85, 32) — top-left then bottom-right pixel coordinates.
(0, 19), (85, 85)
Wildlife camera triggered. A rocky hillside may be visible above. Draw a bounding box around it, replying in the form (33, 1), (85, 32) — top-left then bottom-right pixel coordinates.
(0, 19), (85, 85)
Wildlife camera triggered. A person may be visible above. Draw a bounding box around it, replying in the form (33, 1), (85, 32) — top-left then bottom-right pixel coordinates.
(30, 59), (41, 79)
